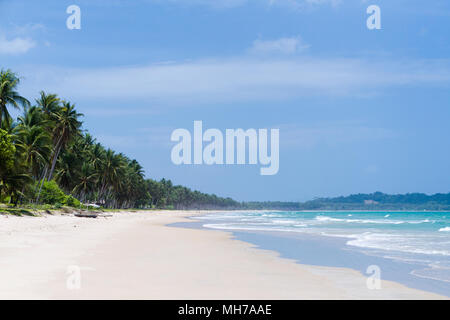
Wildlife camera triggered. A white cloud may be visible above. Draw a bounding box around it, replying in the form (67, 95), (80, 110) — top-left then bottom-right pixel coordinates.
(17, 57), (450, 106)
(0, 23), (45, 55)
(249, 36), (310, 55)
(0, 35), (35, 54)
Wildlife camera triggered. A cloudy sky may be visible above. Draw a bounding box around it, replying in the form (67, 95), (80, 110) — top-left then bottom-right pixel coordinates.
(1, 0), (449, 201)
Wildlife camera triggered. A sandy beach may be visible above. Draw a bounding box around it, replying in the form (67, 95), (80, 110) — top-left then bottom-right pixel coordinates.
(0, 210), (446, 299)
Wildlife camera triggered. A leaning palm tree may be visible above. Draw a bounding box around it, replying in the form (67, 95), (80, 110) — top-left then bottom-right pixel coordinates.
(47, 101), (83, 181)
(0, 69), (30, 129)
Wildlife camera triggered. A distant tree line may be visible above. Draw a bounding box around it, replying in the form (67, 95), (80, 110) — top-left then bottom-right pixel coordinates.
(241, 192), (450, 211)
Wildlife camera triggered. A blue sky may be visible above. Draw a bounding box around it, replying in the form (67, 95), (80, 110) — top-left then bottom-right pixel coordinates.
(1, 0), (449, 201)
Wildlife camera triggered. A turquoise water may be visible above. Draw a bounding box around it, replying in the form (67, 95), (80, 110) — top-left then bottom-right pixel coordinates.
(195, 211), (450, 284)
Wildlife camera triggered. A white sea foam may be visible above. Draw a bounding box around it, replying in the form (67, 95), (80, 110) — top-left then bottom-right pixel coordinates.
(315, 216), (342, 222)
(314, 215), (430, 225)
(439, 227), (450, 232)
(346, 233), (450, 256)
(272, 219), (296, 225)
(202, 223), (308, 234)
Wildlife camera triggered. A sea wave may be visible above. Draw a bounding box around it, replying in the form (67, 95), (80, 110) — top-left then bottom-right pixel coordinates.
(314, 215), (431, 225)
(411, 267), (450, 283)
(439, 227), (450, 232)
(202, 223), (307, 233)
(347, 233), (450, 256)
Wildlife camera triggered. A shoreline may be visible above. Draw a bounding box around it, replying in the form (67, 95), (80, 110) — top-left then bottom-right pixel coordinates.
(0, 210), (446, 299)
(179, 221), (450, 297)
(175, 214), (450, 298)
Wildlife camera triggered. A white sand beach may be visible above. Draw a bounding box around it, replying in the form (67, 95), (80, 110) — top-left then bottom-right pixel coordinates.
(0, 210), (446, 299)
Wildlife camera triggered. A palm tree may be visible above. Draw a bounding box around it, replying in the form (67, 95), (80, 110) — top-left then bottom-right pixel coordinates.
(2, 170), (32, 206)
(0, 69), (30, 129)
(0, 129), (32, 205)
(54, 150), (77, 193)
(36, 91), (60, 116)
(72, 162), (98, 203)
(14, 107), (52, 179)
(47, 101), (83, 181)
(0, 128), (16, 197)
(33, 92), (61, 185)
(90, 142), (106, 172)
(98, 149), (113, 195)
(17, 105), (46, 128)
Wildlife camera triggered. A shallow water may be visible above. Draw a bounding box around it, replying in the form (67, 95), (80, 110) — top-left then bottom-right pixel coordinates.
(188, 211), (450, 297)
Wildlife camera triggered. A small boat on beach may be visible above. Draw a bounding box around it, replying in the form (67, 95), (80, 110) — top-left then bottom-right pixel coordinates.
(74, 212), (98, 218)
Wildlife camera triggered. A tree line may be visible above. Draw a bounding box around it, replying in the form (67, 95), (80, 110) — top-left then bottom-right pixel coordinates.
(242, 192), (450, 211)
(0, 69), (239, 209)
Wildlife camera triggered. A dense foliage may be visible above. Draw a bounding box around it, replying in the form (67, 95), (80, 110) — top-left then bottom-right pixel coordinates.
(0, 68), (239, 209)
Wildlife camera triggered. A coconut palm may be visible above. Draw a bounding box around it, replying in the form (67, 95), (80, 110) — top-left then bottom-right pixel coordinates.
(14, 107), (52, 178)
(14, 123), (52, 180)
(54, 149), (77, 193)
(0, 69), (30, 129)
(47, 101), (83, 181)
(72, 162), (98, 203)
(36, 91), (60, 116)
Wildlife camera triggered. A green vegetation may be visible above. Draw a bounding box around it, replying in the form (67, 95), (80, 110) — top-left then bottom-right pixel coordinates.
(0, 129), (15, 174)
(242, 192), (450, 211)
(38, 180), (69, 205)
(0, 68), (239, 210)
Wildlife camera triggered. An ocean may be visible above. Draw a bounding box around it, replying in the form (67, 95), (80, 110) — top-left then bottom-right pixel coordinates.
(191, 211), (450, 296)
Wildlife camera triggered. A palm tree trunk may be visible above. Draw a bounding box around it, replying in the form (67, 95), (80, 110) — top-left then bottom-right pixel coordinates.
(34, 165), (47, 192)
(36, 166), (48, 203)
(45, 132), (64, 181)
(47, 142), (62, 181)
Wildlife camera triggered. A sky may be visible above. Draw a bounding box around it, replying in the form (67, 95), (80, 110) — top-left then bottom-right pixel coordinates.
(0, 0), (449, 201)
